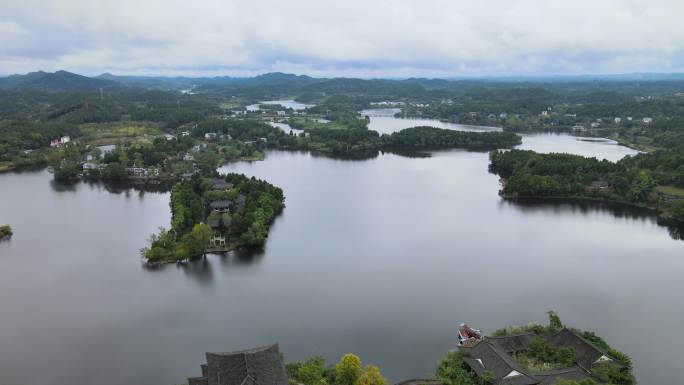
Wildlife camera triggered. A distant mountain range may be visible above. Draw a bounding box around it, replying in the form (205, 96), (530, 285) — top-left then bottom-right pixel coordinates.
(0, 70), (122, 92)
(2, 70), (684, 93)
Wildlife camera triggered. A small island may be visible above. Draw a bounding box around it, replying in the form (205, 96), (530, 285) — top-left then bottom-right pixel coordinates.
(0, 225), (12, 241)
(141, 173), (284, 263)
(381, 126), (522, 151)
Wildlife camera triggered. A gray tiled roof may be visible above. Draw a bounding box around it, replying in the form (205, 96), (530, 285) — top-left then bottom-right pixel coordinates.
(210, 200), (231, 210)
(485, 333), (535, 353)
(187, 344), (288, 385)
(213, 179), (234, 190)
(533, 367), (588, 385)
(547, 328), (608, 371)
(461, 341), (539, 385)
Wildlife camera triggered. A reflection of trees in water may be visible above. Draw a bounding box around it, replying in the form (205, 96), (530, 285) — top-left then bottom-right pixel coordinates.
(178, 257), (213, 285)
(231, 247), (265, 264)
(140, 247), (265, 285)
(49, 179), (78, 192)
(667, 226), (684, 240)
(51, 178), (174, 194)
(385, 149), (431, 158)
(504, 198), (684, 242)
(309, 151), (379, 161)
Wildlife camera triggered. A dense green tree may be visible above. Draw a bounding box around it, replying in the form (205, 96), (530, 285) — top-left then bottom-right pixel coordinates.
(297, 356), (327, 385)
(54, 161), (81, 181)
(356, 365), (387, 385)
(547, 311), (563, 331)
(191, 223), (213, 255)
(335, 354), (361, 385)
(591, 362), (635, 385)
(101, 162), (127, 180)
(381, 126), (521, 151)
(436, 351), (475, 385)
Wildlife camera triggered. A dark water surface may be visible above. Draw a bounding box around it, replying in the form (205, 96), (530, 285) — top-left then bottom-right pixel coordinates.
(0, 125), (682, 385)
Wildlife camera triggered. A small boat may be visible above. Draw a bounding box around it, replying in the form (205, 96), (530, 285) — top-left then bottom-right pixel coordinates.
(457, 323), (482, 346)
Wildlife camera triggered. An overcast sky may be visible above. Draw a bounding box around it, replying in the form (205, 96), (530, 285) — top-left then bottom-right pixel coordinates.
(2, 0), (684, 78)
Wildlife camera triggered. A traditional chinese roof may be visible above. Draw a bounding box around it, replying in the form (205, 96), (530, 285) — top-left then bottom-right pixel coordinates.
(533, 367), (588, 385)
(210, 200), (231, 210)
(547, 328), (612, 371)
(461, 341), (539, 385)
(212, 179), (234, 190)
(485, 333), (535, 354)
(187, 344), (288, 385)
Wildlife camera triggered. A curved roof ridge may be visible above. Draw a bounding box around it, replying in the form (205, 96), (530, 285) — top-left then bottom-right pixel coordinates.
(210, 343), (279, 356)
(486, 332), (536, 339)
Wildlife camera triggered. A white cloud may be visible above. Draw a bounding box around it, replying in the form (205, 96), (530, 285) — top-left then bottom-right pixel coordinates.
(1, 0), (684, 76)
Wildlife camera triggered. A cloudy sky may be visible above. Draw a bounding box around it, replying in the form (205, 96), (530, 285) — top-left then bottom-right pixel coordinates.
(1, 0), (684, 77)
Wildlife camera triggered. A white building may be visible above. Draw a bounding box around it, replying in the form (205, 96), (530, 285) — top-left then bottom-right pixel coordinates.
(614, 117), (622, 124)
(82, 162), (99, 171)
(643, 117), (653, 124)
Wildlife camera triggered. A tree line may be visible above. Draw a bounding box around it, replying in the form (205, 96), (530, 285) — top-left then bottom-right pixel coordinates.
(489, 149), (684, 222)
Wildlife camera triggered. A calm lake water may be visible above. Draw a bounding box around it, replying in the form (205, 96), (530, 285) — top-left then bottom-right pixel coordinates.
(0, 116), (682, 385)
(362, 108), (500, 134)
(247, 100), (314, 112)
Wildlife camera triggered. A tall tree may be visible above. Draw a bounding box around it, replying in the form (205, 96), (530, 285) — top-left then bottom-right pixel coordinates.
(356, 365), (387, 385)
(335, 354), (361, 385)
(191, 223), (213, 255)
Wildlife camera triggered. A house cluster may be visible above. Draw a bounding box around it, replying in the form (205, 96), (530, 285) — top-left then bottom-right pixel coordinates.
(458, 328), (622, 385)
(203, 132), (233, 141)
(206, 179), (247, 247)
(49, 136), (71, 147)
(125, 167), (160, 178)
(80, 162), (160, 178)
(185, 344), (289, 385)
(370, 101), (406, 107)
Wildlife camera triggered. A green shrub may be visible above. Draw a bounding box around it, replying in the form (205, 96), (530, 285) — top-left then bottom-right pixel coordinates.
(591, 362), (635, 385)
(436, 351), (476, 385)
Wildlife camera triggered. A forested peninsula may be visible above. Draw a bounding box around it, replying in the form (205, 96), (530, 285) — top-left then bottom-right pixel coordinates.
(489, 149), (684, 223)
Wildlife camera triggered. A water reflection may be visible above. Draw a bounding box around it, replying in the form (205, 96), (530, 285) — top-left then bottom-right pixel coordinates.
(502, 198), (684, 241)
(49, 179), (78, 192)
(179, 257), (214, 285)
(666, 225), (684, 240)
(49, 178), (174, 194)
(140, 247), (266, 286)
